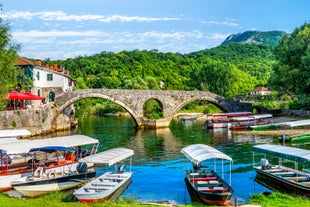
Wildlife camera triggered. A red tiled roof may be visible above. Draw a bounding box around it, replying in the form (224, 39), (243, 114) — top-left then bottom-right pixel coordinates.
(252, 87), (270, 92)
(16, 57), (35, 65)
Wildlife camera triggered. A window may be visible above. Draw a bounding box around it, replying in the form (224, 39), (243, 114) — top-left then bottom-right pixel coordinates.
(37, 71), (40, 80)
(49, 91), (55, 102)
(47, 74), (53, 81)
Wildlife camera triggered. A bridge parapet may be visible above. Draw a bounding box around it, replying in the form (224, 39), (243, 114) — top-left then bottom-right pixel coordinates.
(53, 89), (253, 128)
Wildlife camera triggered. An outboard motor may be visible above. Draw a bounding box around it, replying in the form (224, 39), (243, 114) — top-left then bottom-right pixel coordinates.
(117, 164), (126, 173)
(77, 162), (87, 173)
(260, 158), (269, 170)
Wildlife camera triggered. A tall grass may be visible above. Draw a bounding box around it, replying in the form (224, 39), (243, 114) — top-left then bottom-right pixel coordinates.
(1, 191), (310, 207)
(249, 192), (310, 207)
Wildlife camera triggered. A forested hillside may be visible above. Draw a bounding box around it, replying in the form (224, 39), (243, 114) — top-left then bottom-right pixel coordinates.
(48, 41), (276, 99)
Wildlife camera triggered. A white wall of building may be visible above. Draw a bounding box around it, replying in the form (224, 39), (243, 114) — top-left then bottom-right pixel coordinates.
(32, 66), (74, 92)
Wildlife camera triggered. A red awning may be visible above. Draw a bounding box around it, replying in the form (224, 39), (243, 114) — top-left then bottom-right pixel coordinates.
(23, 92), (45, 100)
(8, 91), (45, 100)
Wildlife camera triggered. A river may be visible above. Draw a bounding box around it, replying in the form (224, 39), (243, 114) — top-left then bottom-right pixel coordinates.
(67, 115), (280, 205)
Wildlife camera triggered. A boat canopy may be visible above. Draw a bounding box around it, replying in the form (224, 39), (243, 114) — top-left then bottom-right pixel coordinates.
(78, 147), (134, 166)
(0, 138), (20, 145)
(209, 112), (252, 117)
(280, 119), (310, 128)
(233, 114), (273, 121)
(0, 129), (31, 138)
(252, 144), (310, 165)
(29, 146), (76, 153)
(181, 144), (233, 165)
(1, 135), (99, 155)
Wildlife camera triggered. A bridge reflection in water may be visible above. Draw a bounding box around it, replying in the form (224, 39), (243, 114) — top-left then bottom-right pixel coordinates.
(72, 115), (270, 205)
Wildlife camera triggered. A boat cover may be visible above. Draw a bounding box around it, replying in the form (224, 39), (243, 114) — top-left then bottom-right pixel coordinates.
(181, 144), (233, 165)
(0, 138), (20, 145)
(233, 114), (273, 121)
(252, 144), (310, 164)
(78, 147), (134, 166)
(0, 129), (31, 138)
(29, 146), (76, 153)
(210, 112), (252, 117)
(1, 135), (98, 155)
(280, 119), (310, 128)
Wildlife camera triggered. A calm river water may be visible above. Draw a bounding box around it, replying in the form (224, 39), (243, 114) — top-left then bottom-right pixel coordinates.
(66, 115), (278, 205)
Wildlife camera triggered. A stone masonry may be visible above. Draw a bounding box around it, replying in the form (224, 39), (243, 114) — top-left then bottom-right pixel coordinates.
(0, 89), (254, 134)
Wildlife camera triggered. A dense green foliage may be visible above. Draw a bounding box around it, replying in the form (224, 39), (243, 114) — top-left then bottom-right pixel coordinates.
(42, 44), (276, 116)
(48, 43), (275, 99)
(41, 36), (277, 115)
(0, 9), (19, 110)
(269, 23), (310, 109)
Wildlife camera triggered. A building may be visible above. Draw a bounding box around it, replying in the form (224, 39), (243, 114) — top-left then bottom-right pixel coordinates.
(15, 57), (75, 107)
(250, 87), (271, 96)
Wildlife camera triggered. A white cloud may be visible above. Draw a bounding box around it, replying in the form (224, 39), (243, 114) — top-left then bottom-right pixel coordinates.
(13, 29), (219, 59)
(201, 20), (240, 28)
(1, 11), (180, 23)
(12, 30), (106, 38)
(208, 33), (230, 40)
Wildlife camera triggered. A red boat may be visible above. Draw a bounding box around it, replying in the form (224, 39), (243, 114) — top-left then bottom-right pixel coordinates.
(204, 112), (253, 129)
(181, 144), (233, 206)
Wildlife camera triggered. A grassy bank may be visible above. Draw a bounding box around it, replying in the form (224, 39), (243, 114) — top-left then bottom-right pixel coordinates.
(1, 191), (310, 207)
(248, 192), (310, 207)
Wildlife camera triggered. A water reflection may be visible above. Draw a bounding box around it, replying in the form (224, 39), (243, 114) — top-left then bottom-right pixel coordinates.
(72, 116), (272, 205)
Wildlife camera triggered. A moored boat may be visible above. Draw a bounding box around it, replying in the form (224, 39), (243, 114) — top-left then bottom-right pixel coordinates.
(278, 133), (310, 143)
(181, 144), (233, 206)
(0, 135), (98, 191)
(0, 129), (31, 138)
(11, 161), (96, 197)
(204, 112), (253, 129)
(291, 135), (310, 146)
(229, 114), (273, 130)
(252, 144), (310, 197)
(73, 147), (134, 203)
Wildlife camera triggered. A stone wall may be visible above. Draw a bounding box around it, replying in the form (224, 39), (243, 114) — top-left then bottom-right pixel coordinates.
(0, 103), (73, 136)
(281, 108), (310, 117)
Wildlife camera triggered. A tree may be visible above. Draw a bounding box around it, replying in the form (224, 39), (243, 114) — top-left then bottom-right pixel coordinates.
(0, 7), (20, 110)
(269, 23), (310, 98)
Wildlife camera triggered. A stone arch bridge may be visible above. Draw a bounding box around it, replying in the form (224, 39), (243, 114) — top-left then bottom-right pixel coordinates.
(53, 89), (254, 129)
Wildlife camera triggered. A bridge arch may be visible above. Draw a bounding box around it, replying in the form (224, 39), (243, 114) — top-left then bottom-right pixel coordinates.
(143, 98), (164, 119)
(53, 92), (143, 127)
(172, 97), (230, 115)
(52, 89), (254, 129)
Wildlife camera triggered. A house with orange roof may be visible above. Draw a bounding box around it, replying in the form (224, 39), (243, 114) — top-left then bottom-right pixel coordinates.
(250, 87), (271, 96)
(15, 57), (75, 107)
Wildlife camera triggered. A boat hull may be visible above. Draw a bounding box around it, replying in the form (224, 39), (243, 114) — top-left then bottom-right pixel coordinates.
(74, 171), (132, 203)
(254, 166), (310, 197)
(12, 171), (96, 197)
(184, 170), (233, 206)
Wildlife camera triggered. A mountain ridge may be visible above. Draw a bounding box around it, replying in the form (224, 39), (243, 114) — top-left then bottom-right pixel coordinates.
(221, 30), (286, 46)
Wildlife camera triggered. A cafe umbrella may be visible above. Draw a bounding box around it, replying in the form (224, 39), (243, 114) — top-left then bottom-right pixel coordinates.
(8, 91), (45, 109)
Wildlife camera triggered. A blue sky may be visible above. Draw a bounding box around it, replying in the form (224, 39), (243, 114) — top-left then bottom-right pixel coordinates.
(1, 0), (309, 60)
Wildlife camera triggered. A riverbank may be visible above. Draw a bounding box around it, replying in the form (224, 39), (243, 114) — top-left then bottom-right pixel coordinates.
(231, 116), (310, 136)
(192, 113), (310, 136)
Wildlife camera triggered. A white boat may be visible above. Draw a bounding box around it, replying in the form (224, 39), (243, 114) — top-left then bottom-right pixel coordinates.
(181, 144), (233, 206)
(0, 129), (31, 138)
(73, 147), (134, 203)
(204, 112), (253, 129)
(252, 144), (310, 196)
(229, 114), (273, 130)
(0, 135), (98, 191)
(11, 146), (96, 197)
